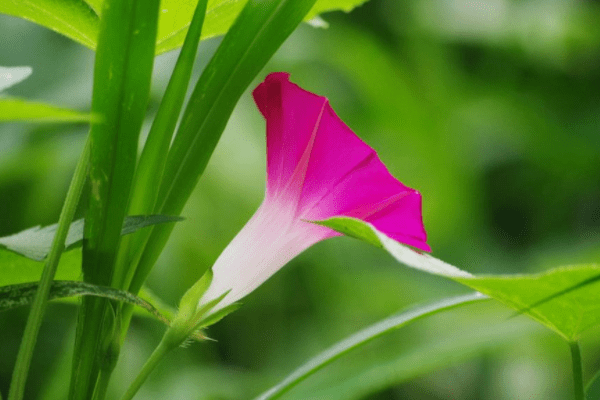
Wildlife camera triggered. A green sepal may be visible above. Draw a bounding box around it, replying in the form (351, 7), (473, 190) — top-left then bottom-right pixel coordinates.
(177, 268), (213, 320)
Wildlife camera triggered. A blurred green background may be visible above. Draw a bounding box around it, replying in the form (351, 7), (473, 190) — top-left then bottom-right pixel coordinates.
(2, 0), (600, 398)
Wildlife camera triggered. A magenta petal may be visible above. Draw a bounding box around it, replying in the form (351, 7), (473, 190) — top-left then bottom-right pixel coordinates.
(253, 72), (429, 251)
(253, 72), (329, 202)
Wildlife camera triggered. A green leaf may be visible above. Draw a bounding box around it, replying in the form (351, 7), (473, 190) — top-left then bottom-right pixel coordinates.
(71, 0), (160, 396)
(0, 0), (98, 50)
(2, 0), (369, 54)
(0, 215), (182, 262)
(316, 217), (600, 341)
(454, 267), (600, 341)
(0, 248), (81, 287)
(0, 98), (91, 122)
(253, 292), (487, 400)
(0, 66), (32, 92)
(0, 281), (170, 325)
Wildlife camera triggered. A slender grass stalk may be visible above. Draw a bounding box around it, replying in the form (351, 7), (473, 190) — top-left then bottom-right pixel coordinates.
(570, 341), (585, 400)
(254, 293), (487, 400)
(8, 137), (90, 400)
(119, 337), (176, 400)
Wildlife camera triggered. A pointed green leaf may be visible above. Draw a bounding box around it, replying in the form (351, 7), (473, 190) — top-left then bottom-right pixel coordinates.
(0, 215), (182, 262)
(0, 98), (90, 122)
(254, 293), (486, 400)
(316, 217), (600, 341)
(2, 0), (369, 54)
(0, 66), (32, 92)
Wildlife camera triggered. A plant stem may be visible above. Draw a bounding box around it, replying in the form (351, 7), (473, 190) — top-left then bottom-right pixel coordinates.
(8, 136), (91, 400)
(119, 337), (175, 400)
(570, 341), (585, 400)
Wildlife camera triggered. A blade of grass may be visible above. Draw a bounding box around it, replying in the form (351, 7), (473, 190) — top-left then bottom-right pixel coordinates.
(254, 292), (488, 400)
(113, 0), (209, 291)
(8, 137), (90, 400)
(69, 0), (160, 398)
(127, 0), (320, 300)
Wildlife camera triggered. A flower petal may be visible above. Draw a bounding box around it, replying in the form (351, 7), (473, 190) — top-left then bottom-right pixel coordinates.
(253, 72), (429, 251)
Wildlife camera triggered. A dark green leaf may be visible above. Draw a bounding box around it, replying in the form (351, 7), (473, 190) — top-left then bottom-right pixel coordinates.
(0, 281), (169, 325)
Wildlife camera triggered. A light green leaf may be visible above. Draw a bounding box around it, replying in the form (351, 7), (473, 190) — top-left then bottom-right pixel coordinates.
(2, 0), (369, 54)
(0, 215), (182, 262)
(0, 248), (81, 287)
(254, 292), (487, 400)
(0, 66), (32, 92)
(0, 0), (98, 49)
(0, 98), (91, 122)
(316, 217), (600, 341)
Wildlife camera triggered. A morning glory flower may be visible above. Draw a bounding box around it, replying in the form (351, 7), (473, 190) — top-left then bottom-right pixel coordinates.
(201, 72), (429, 310)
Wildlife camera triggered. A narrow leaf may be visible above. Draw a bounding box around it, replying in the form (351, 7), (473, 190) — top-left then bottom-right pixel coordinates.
(254, 293), (487, 400)
(0, 67), (32, 92)
(0, 215), (182, 262)
(0, 98), (91, 122)
(114, 0), (208, 290)
(0, 281), (169, 325)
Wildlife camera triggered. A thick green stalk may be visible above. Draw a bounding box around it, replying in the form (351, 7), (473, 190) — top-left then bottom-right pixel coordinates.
(69, 0), (160, 398)
(8, 137), (91, 400)
(570, 341), (585, 400)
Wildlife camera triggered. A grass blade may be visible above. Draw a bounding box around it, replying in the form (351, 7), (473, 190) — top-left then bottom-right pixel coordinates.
(113, 0), (209, 291)
(128, 0), (320, 299)
(254, 292), (488, 400)
(69, 0), (160, 398)
(7, 137), (90, 400)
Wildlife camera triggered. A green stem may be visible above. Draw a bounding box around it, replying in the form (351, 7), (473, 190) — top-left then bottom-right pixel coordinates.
(92, 367), (113, 400)
(119, 337), (175, 400)
(570, 341), (585, 400)
(8, 136), (91, 400)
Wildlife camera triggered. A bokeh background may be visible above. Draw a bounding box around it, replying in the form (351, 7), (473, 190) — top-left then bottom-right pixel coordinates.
(2, 0), (600, 398)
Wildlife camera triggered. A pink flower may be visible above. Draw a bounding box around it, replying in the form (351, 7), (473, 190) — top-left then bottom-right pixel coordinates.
(201, 73), (429, 309)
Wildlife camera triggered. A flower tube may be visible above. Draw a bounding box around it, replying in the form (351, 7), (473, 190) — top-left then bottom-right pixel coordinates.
(201, 73), (429, 309)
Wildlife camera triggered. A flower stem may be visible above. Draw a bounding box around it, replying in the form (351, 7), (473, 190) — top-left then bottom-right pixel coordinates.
(8, 136), (90, 400)
(119, 337), (175, 400)
(570, 341), (585, 400)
